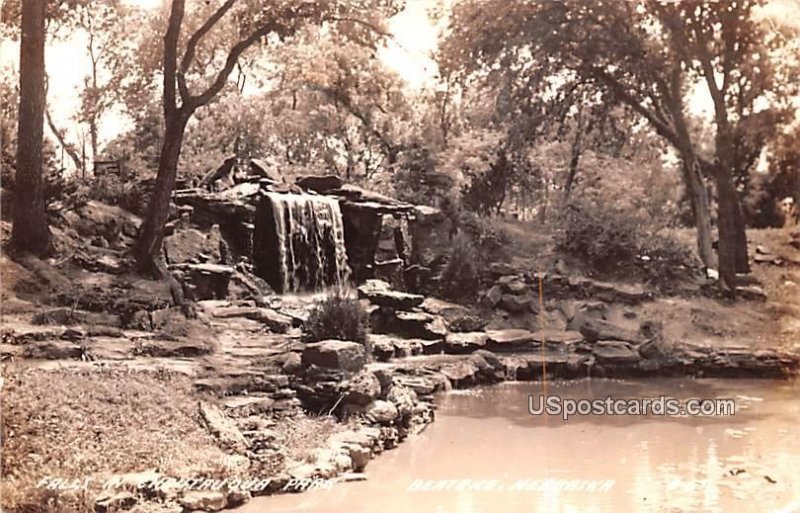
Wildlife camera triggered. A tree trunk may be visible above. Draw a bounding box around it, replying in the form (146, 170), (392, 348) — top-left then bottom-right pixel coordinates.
(45, 106), (83, 173)
(10, 0), (52, 256)
(133, 112), (189, 272)
(681, 157), (716, 269)
(563, 120), (584, 200)
(732, 199), (750, 273)
(715, 170), (740, 294)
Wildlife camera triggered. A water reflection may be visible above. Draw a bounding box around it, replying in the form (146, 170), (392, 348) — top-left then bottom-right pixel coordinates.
(233, 379), (800, 513)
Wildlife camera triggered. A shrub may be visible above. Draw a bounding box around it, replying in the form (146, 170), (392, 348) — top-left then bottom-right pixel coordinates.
(303, 288), (369, 345)
(557, 199), (698, 287)
(460, 212), (510, 262)
(438, 233), (482, 303)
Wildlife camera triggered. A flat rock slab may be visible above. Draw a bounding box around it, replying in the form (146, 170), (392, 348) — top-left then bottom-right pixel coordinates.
(567, 277), (648, 303)
(133, 339), (215, 358)
(439, 361), (480, 388)
(592, 340), (640, 365)
(444, 332), (489, 354)
(221, 395), (275, 414)
(368, 334), (435, 361)
(531, 330), (585, 346)
(391, 311), (448, 340)
(486, 329), (536, 349)
(199, 401), (248, 452)
(419, 297), (470, 317)
(363, 290), (425, 310)
(211, 306), (292, 333)
(22, 340), (83, 360)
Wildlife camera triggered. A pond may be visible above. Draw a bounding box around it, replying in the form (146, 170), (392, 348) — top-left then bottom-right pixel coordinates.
(234, 378), (800, 513)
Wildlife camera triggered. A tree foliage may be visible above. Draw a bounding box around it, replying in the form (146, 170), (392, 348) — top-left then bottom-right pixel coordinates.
(441, 0), (800, 292)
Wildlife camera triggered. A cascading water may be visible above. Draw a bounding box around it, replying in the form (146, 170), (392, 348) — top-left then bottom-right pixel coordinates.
(264, 192), (349, 292)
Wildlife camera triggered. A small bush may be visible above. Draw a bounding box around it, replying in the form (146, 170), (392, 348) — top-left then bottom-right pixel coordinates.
(460, 212), (510, 262)
(303, 288), (369, 345)
(438, 233), (482, 303)
(557, 199), (697, 287)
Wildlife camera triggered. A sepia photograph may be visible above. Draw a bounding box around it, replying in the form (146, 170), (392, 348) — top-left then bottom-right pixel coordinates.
(1, 0), (799, 512)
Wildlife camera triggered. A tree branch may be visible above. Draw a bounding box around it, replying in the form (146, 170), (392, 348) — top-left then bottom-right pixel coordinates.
(179, 0), (238, 76)
(306, 82), (396, 157)
(163, 0), (186, 116)
(592, 68), (681, 149)
(186, 18), (295, 110)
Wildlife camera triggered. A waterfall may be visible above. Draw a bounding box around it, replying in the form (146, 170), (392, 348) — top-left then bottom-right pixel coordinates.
(265, 192), (349, 292)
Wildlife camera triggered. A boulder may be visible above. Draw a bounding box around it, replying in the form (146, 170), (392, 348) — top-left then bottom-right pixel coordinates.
(176, 263), (233, 300)
(249, 158), (283, 182)
(163, 228), (209, 265)
(444, 332), (488, 354)
(377, 310), (448, 340)
(302, 340), (366, 373)
(566, 353), (593, 376)
(281, 352), (303, 374)
(498, 294), (536, 313)
(469, 350), (506, 382)
(393, 338), (424, 357)
(370, 336), (396, 361)
(638, 338), (671, 360)
(562, 300), (608, 322)
(568, 313), (642, 343)
(365, 400), (399, 425)
(503, 279), (529, 295)
(439, 361), (480, 388)
(481, 285), (504, 308)
(592, 340), (641, 365)
(344, 371), (382, 406)
(446, 314), (487, 333)
(394, 375), (439, 395)
(179, 490), (227, 512)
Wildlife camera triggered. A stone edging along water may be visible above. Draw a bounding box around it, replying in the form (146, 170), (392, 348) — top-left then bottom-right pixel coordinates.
(260, 333), (800, 504)
(149, 335), (800, 513)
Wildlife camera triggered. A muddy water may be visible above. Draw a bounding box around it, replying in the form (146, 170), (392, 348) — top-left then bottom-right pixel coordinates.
(235, 379), (800, 513)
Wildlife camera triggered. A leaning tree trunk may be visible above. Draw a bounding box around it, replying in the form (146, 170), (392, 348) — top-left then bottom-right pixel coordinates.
(10, 0), (52, 256)
(133, 111), (189, 273)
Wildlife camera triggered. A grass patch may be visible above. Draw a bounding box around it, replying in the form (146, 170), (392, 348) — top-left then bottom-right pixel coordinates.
(0, 365), (228, 513)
